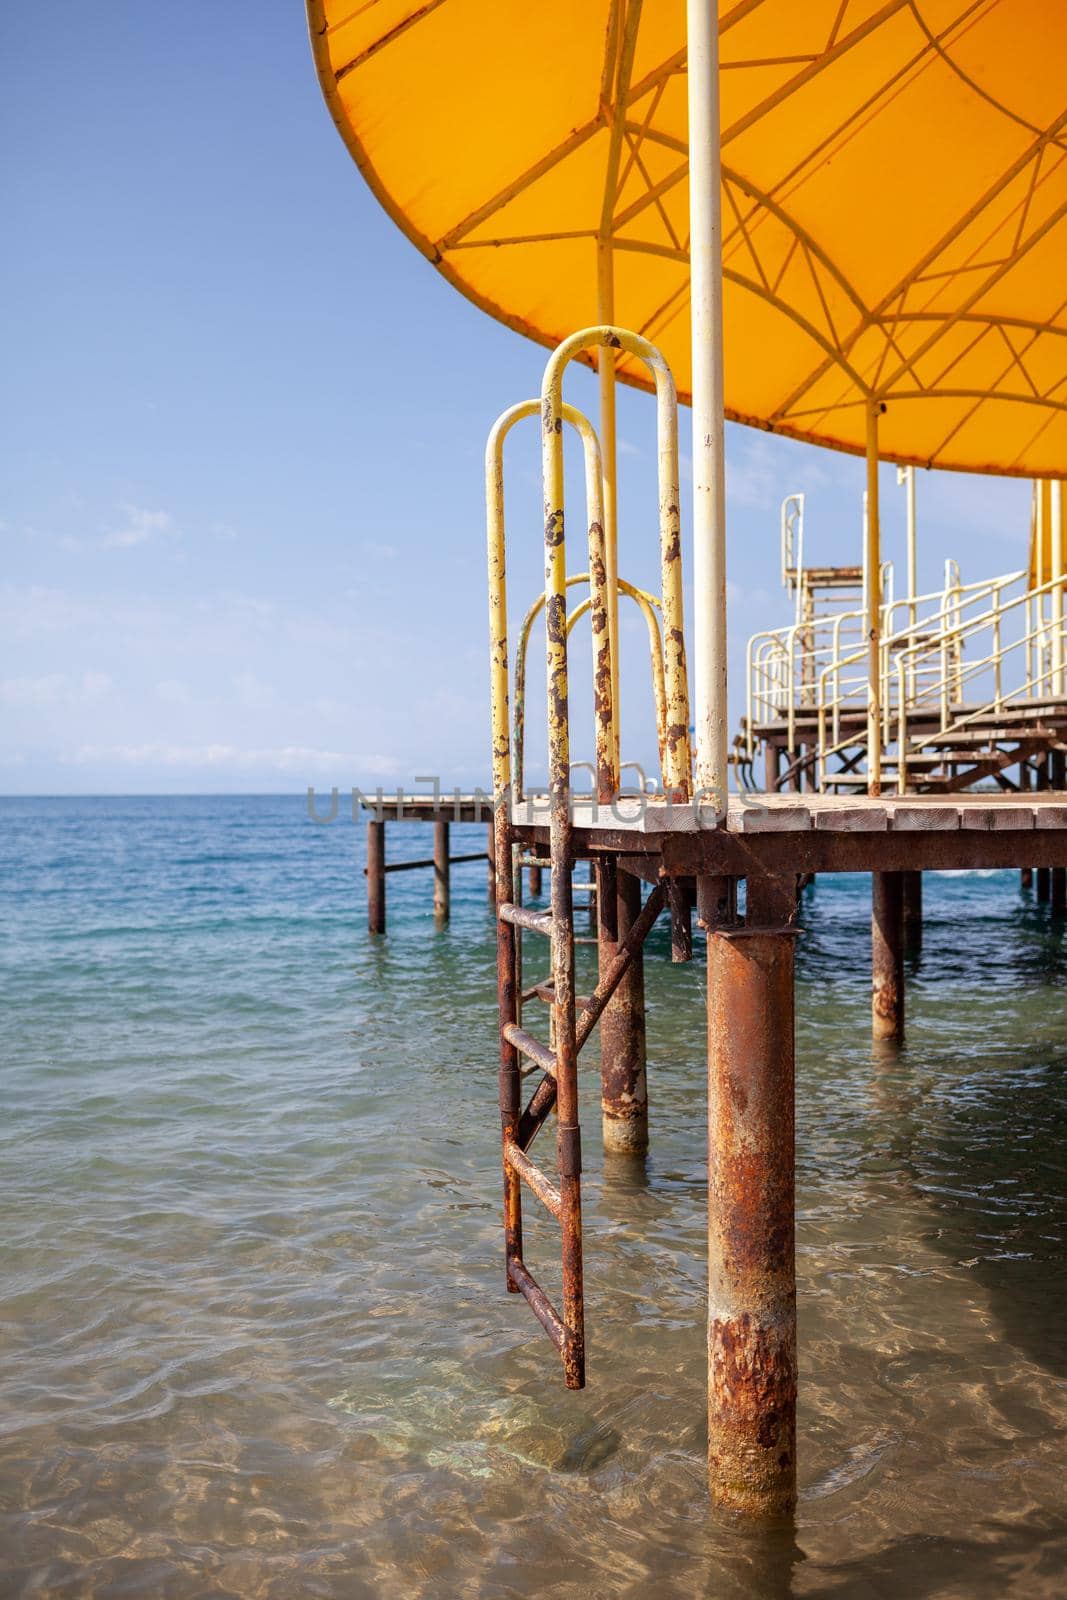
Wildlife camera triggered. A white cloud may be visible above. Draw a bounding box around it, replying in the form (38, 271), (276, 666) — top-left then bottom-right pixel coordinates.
(726, 435), (780, 511)
(0, 670), (112, 708)
(63, 742), (398, 776)
(103, 505), (173, 548)
(60, 504), (175, 553)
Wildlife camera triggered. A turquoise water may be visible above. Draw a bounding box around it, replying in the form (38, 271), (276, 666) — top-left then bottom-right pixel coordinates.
(1, 795), (1065, 1598)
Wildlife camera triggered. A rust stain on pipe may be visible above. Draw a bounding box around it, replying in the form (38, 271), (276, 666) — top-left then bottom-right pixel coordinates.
(366, 819), (386, 935)
(872, 871), (904, 1041)
(598, 861), (649, 1156)
(707, 926), (797, 1518)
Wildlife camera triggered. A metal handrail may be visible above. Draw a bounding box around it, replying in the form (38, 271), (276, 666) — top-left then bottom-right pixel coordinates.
(488, 329), (689, 818)
(813, 570), (1067, 787)
(514, 575), (667, 801)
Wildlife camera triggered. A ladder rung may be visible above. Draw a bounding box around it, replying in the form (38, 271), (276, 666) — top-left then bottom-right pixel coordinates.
(524, 979), (591, 1009)
(506, 1258), (564, 1351)
(499, 903), (553, 935)
(504, 1139), (562, 1218)
(503, 1023), (557, 1076)
(521, 856), (552, 868)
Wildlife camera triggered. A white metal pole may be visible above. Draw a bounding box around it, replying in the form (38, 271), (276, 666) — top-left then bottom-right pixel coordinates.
(904, 466), (916, 635)
(1053, 479), (1064, 697)
(865, 404), (882, 796)
(687, 0), (728, 813)
(596, 238), (621, 775)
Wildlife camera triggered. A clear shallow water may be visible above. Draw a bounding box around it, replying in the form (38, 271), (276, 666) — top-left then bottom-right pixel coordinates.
(0, 795), (1065, 1599)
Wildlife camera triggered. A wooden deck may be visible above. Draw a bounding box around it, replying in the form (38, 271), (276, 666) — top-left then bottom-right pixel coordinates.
(519, 791), (1067, 876)
(554, 791), (1067, 834)
(358, 794), (491, 823)
(358, 789), (1067, 875)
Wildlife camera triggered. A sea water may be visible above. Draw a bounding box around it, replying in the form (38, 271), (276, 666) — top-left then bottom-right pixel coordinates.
(1, 795), (1064, 1597)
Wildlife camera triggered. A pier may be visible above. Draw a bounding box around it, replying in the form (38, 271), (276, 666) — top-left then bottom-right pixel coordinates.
(364, 786), (1067, 1515)
(314, 0), (1067, 1526)
(359, 796), (494, 934)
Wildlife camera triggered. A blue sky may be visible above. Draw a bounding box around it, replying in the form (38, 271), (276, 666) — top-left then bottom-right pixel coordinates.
(1, 2), (1032, 795)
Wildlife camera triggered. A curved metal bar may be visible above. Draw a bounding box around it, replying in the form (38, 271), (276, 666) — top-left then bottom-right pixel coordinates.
(542, 326), (691, 801)
(514, 576), (667, 805)
(487, 399), (615, 807)
(514, 572), (593, 808)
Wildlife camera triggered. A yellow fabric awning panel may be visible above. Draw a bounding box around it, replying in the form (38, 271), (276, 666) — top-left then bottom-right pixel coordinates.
(309, 0), (1067, 478)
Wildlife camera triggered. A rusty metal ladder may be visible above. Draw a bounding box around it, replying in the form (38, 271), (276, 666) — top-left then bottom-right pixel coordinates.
(494, 868), (666, 1386)
(486, 327), (691, 1389)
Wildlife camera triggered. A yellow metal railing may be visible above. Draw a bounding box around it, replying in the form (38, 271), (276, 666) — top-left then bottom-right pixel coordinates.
(800, 568), (1064, 792)
(512, 576), (667, 804)
(742, 548), (1067, 792)
(487, 328), (691, 824)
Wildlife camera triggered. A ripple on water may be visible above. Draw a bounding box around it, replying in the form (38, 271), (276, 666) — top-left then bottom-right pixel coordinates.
(1, 799), (1065, 1598)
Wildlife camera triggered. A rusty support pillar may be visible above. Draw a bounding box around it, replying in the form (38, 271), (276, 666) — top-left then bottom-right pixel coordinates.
(1019, 760), (1033, 888)
(366, 820), (386, 935)
(433, 819), (450, 923)
(1037, 756), (1051, 902)
(487, 821), (496, 904)
(668, 878), (693, 962)
(528, 862), (543, 898)
(872, 871), (904, 1040)
(1052, 752), (1066, 912)
(707, 918), (797, 1518)
(764, 741), (779, 794)
(597, 859), (648, 1157)
(902, 869), (922, 952)
(696, 874), (737, 933)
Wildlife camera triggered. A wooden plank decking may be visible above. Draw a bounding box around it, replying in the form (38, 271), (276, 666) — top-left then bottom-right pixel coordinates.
(537, 792), (1067, 835)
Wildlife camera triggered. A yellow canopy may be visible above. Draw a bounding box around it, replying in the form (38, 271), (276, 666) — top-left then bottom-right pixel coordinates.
(308, 1), (1067, 479)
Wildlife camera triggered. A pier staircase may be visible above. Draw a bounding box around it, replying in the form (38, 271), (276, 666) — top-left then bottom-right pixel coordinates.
(486, 331), (692, 1387)
(741, 485), (1067, 796)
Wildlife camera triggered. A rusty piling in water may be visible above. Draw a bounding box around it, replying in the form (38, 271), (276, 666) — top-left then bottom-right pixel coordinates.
(433, 819), (450, 923)
(668, 877), (693, 962)
(706, 915), (797, 1519)
(487, 821), (497, 904)
(1019, 761), (1033, 889)
(366, 819), (386, 935)
(1037, 756), (1052, 900)
(902, 869), (922, 952)
(1052, 752), (1066, 911)
(597, 860), (649, 1156)
(872, 871), (904, 1040)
